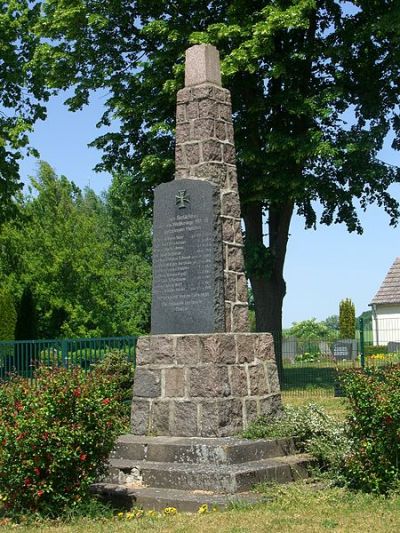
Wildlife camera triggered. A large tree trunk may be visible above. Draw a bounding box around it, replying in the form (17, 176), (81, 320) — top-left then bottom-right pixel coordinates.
(243, 200), (294, 383)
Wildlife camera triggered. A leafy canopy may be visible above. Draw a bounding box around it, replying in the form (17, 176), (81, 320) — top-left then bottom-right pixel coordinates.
(31, 0), (400, 231)
(0, 1), (49, 224)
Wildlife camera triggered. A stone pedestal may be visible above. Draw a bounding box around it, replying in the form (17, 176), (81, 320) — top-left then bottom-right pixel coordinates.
(131, 333), (282, 437)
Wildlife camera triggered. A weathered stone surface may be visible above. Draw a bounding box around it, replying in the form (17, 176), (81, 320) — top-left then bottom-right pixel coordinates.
(218, 399), (242, 436)
(185, 143), (200, 165)
(173, 401), (199, 436)
(232, 304), (249, 332)
(164, 367), (185, 398)
(237, 274), (248, 302)
(199, 99), (218, 119)
(248, 365), (268, 396)
(215, 121), (227, 140)
(151, 179), (224, 334)
(223, 144), (236, 164)
(202, 139), (222, 161)
(138, 336), (174, 366)
(254, 334), (275, 361)
(185, 44), (222, 87)
(192, 118), (215, 140)
(224, 271), (236, 302)
(225, 303), (232, 331)
(133, 369), (161, 398)
(227, 245), (244, 272)
(265, 364), (280, 393)
(229, 366), (249, 396)
(236, 334), (255, 364)
(200, 334), (236, 364)
(175, 145), (185, 168)
(226, 123), (235, 143)
(244, 399), (258, 425)
(226, 166), (239, 191)
(259, 394), (283, 419)
(190, 366), (230, 397)
(176, 122), (191, 144)
(176, 104), (186, 122)
(177, 88), (191, 104)
(199, 400), (219, 437)
(221, 192), (241, 218)
(131, 332), (281, 437)
(186, 101), (199, 120)
(175, 335), (200, 365)
(222, 217), (234, 242)
(151, 401), (170, 435)
(233, 220), (244, 244)
(219, 103), (232, 121)
(192, 85), (213, 99)
(131, 400), (151, 435)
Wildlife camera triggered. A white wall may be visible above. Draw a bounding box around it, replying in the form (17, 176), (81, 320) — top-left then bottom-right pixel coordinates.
(372, 304), (400, 345)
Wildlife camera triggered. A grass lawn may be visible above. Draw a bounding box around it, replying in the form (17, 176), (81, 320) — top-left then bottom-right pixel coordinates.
(9, 482), (400, 532)
(282, 393), (349, 421)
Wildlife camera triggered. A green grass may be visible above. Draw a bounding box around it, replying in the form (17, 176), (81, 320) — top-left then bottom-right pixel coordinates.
(282, 393), (349, 421)
(6, 482), (400, 532)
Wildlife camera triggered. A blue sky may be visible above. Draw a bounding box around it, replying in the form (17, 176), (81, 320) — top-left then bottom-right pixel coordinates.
(19, 91), (400, 328)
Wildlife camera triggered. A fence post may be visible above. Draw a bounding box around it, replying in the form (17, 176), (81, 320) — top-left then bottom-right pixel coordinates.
(359, 318), (365, 369)
(61, 339), (68, 368)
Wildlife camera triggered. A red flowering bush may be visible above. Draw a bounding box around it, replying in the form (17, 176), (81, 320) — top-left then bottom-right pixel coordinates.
(0, 365), (123, 515)
(340, 364), (400, 493)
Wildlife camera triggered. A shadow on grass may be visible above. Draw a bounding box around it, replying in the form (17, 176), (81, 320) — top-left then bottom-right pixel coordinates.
(281, 364), (338, 393)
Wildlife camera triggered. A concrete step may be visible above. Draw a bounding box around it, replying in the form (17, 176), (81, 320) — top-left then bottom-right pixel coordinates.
(91, 483), (270, 512)
(110, 435), (298, 465)
(105, 453), (313, 493)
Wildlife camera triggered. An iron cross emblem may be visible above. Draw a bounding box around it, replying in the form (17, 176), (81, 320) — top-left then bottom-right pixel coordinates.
(175, 190), (190, 209)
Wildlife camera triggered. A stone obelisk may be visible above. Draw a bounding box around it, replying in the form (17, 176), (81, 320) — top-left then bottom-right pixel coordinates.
(131, 45), (281, 437)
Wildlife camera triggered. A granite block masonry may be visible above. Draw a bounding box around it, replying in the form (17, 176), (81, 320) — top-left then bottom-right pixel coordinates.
(132, 44), (282, 437)
(151, 44), (248, 334)
(131, 333), (280, 437)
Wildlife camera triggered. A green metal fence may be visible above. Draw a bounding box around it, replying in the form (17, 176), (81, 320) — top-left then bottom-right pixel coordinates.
(280, 318), (400, 397)
(0, 336), (137, 380)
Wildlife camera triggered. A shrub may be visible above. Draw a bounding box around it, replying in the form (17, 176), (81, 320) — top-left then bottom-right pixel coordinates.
(94, 350), (135, 422)
(242, 404), (349, 474)
(340, 365), (400, 493)
(0, 365), (123, 516)
(365, 344), (388, 357)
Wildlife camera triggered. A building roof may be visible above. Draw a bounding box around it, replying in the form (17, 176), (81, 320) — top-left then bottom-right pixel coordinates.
(371, 257), (400, 305)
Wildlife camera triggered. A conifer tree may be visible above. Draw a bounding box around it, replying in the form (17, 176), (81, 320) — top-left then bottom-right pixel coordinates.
(339, 299), (356, 339)
(0, 287), (17, 341)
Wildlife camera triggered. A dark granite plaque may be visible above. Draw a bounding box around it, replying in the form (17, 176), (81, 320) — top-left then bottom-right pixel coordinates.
(151, 179), (224, 334)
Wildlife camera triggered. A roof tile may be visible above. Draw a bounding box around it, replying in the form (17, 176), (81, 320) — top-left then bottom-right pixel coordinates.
(371, 257), (400, 305)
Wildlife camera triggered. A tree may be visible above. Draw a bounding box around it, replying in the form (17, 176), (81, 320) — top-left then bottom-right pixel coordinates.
(0, 287), (16, 341)
(339, 298), (356, 339)
(32, 1), (400, 356)
(0, 162), (152, 338)
(14, 286), (38, 341)
(0, 1), (49, 225)
(285, 318), (336, 341)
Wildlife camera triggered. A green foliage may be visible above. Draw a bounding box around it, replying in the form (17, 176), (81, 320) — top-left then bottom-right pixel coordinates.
(285, 318), (336, 341)
(339, 299), (356, 339)
(0, 1), (49, 224)
(0, 287), (17, 341)
(0, 365), (123, 516)
(365, 344), (388, 357)
(242, 404), (349, 475)
(0, 162), (152, 338)
(340, 366), (400, 493)
(15, 287), (38, 341)
(4, 0), (396, 339)
(94, 350), (135, 423)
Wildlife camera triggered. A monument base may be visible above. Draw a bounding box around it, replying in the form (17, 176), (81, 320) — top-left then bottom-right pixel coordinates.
(131, 333), (282, 437)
